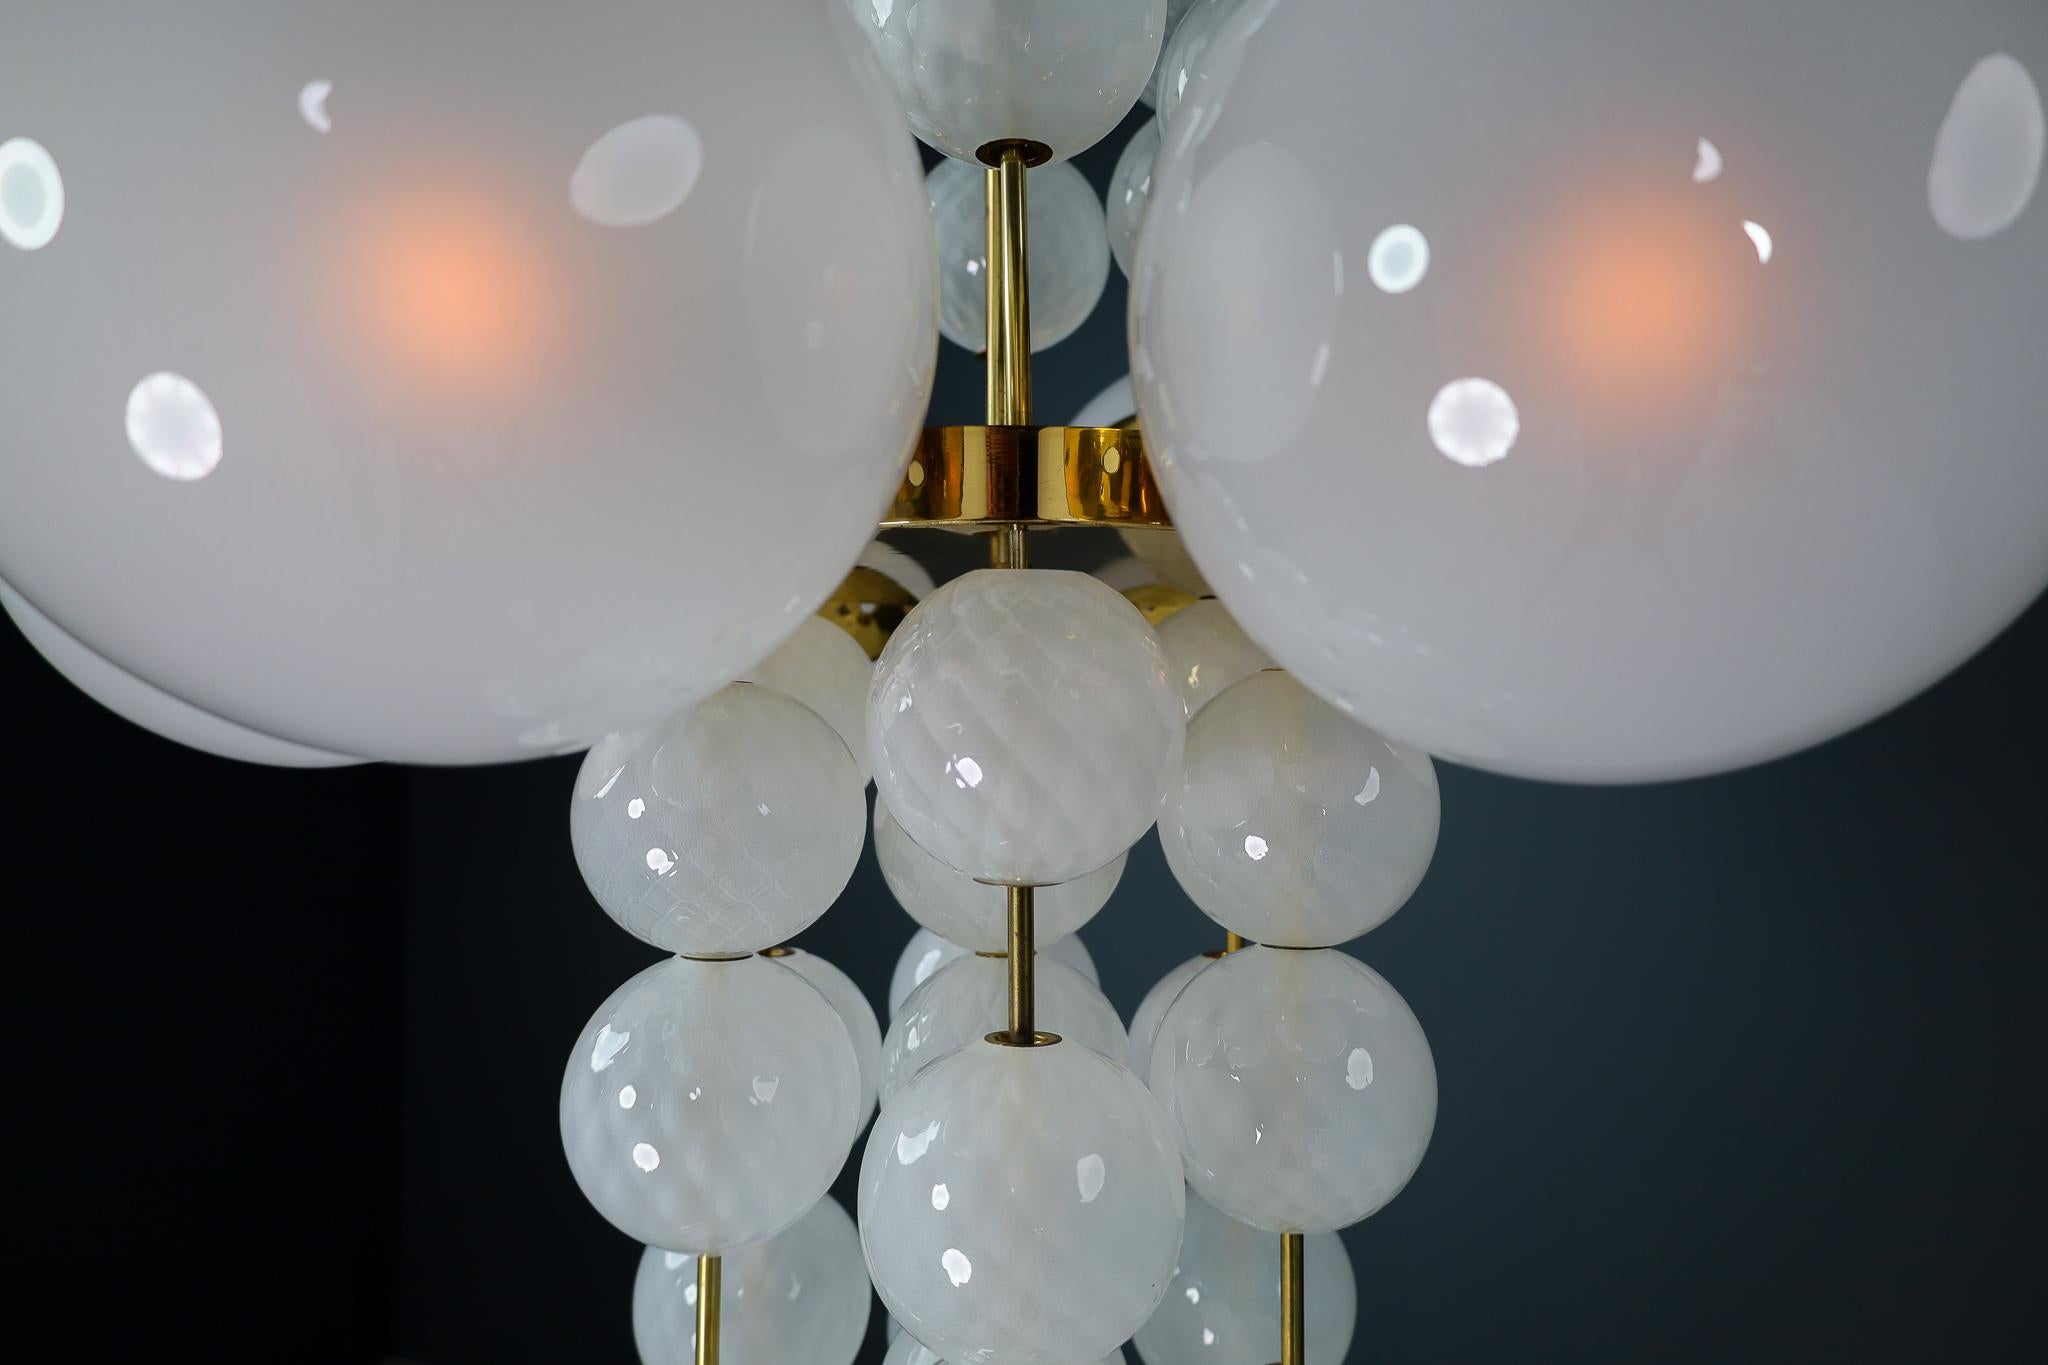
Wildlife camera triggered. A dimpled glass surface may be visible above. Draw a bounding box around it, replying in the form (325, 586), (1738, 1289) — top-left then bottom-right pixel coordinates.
(773, 949), (883, 1128)
(1133, 1191), (1355, 1365)
(860, 1039), (1185, 1365)
(740, 616), (876, 781)
(561, 955), (860, 1254)
(571, 684), (866, 956)
(1159, 671), (1439, 947)
(875, 803), (1124, 952)
(1132, 0), (2048, 782)
(870, 570), (1184, 886)
(886, 1336), (1124, 1365)
(1108, 118), (1162, 278)
(633, 1195), (871, 1365)
(889, 927), (1101, 1017)
(929, 158), (1110, 354)
(1155, 598), (1273, 719)
(1149, 947), (1436, 1234)
(0, 2), (935, 763)
(1127, 955), (1215, 1079)
(879, 954), (1129, 1105)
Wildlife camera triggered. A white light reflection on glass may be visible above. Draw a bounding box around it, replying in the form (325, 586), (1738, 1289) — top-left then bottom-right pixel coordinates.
(1346, 1047), (1375, 1090)
(1693, 138), (1724, 183)
(1366, 224), (1429, 294)
(590, 1024), (630, 1072)
(1076, 1153), (1106, 1203)
(1427, 378), (1519, 469)
(941, 1248), (973, 1287)
(1743, 220), (1774, 263)
(571, 114), (705, 229)
(1930, 53), (2044, 241)
(0, 137), (64, 250)
(298, 80), (334, 134)
(632, 1142), (661, 1172)
(896, 1120), (941, 1165)
(1244, 835), (1269, 861)
(125, 373), (223, 481)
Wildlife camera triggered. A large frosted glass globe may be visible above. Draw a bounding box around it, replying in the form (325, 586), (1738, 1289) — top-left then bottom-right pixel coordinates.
(1131, 0), (2048, 781)
(875, 804), (1124, 952)
(768, 948), (884, 1129)
(880, 954), (1129, 1105)
(1154, 598), (1272, 719)
(888, 927), (1101, 1017)
(1126, 954), (1216, 1079)
(860, 1039), (1185, 1365)
(739, 616), (875, 782)
(1108, 119), (1162, 278)
(0, 2), (936, 763)
(1134, 1191), (1356, 1365)
(929, 158), (1111, 354)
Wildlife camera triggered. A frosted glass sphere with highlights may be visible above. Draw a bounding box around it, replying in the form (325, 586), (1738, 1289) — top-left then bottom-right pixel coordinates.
(929, 158), (1110, 354)
(870, 570), (1184, 887)
(1160, 671), (1439, 946)
(768, 948), (884, 1129)
(1150, 946), (1437, 1234)
(889, 927), (1100, 1017)
(886, 1337), (1123, 1365)
(1141, 0), (1205, 106)
(875, 803), (1125, 952)
(1153, 0), (1241, 131)
(860, 1039), (1185, 1365)
(1126, 954), (1215, 1079)
(1108, 119), (1162, 277)
(851, 0), (1168, 164)
(1131, 0), (2048, 781)
(560, 955), (860, 1254)
(570, 684), (866, 956)
(880, 954), (1129, 1105)
(633, 1195), (871, 1365)
(739, 615), (876, 781)
(1134, 1191), (1356, 1365)
(0, 2), (935, 763)
(1155, 598), (1273, 718)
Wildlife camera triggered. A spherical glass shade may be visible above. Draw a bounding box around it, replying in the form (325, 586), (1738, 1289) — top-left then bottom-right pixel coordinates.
(1108, 119), (1162, 277)
(570, 684), (866, 956)
(1150, 946), (1436, 1234)
(875, 803), (1124, 953)
(870, 569), (1184, 886)
(1159, 671), (1439, 947)
(1153, 0), (1239, 130)
(560, 955), (860, 1254)
(633, 1195), (871, 1365)
(880, 954), (1129, 1105)
(930, 158), (1110, 353)
(1154, 598), (1273, 718)
(860, 1039), (1185, 1365)
(1140, 0), (1205, 107)
(852, 0), (1169, 164)
(889, 927), (1100, 1017)
(740, 615), (875, 781)
(887, 1337), (1123, 1365)
(1126, 954), (1215, 1079)
(1132, 0), (2048, 781)
(1073, 375), (1138, 429)
(0, 2), (936, 763)
(769, 948), (883, 1129)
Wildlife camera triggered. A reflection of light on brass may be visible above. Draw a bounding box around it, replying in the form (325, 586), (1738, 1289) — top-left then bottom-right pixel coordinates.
(352, 201), (553, 387)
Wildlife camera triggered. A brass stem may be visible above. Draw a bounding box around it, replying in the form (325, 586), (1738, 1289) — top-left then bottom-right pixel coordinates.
(989, 522), (1030, 569)
(1225, 931), (1247, 954)
(695, 1253), (721, 1365)
(1280, 1233), (1304, 1365)
(1007, 885), (1035, 1042)
(985, 146), (1033, 426)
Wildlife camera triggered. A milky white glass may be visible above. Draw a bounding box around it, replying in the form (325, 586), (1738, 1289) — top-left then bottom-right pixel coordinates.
(1140, 0), (1205, 106)
(561, 954), (860, 1254)
(929, 158), (1111, 353)
(0, 2), (935, 763)
(886, 1337), (1123, 1365)
(633, 1195), (871, 1365)
(871, 570), (1184, 886)
(1133, 1191), (1355, 1365)
(861, 541), (937, 601)
(859, 1039), (1185, 1365)
(1132, 0), (2048, 782)
(1126, 954), (1215, 1079)
(851, 0), (1168, 164)
(875, 803), (1124, 952)
(740, 616), (875, 781)
(1153, 0), (1241, 131)
(889, 927), (1100, 1017)
(1109, 119), (1162, 277)
(1092, 556), (1156, 593)
(570, 684), (866, 956)
(1155, 598), (1272, 719)
(1160, 671), (1439, 947)
(0, 578), (362, 768)
(771, 948), (884, 1128)
(880, 954), (1129, 1105)
(1150, 946), (1436, 1233)
(1074, 375), (1139, 429)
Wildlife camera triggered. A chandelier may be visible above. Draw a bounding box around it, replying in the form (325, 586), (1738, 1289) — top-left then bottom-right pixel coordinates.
(3, 4), (2044, 1365)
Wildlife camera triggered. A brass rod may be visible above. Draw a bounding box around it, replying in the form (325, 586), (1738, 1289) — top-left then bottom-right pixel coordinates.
(695, 1252), (721, 1365)
(984, 147), (1033, 426)
(1225, 930), (1246, 954)
(988, 522), (1030, 568)
(1007, 885), (1035, 1042)
(1279, 1232), (1305, 1365)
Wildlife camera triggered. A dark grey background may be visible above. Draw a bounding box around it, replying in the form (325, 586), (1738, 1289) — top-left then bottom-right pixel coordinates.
(11, 108), (2044, 1363)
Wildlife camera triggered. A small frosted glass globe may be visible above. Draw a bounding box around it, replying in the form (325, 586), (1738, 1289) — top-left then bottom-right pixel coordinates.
(769, 948), (883, 1129)
(870, 570), (1184, 886)
(875, 803), (1125, 952)
(851, 0), (1169, 164)
(1132, 0), (2048, 782)
(860, 1039), (1185, 1365)
(1126, 954), (1216, 1079)
(1150, 947), (1436, 1234)
(1140, 0), (1205, 106)
(740, 616), (876, 781)
(1160, 671), (1439, 947)
(1155, 598), (1273, 719)
(1108, 119), (1162, 277)
(1153, 0), (1241, 130)
(633, 1195), (871, 1365)
(561, 955), (860, 1254)
(929, 158), (1110, 354)
(1134, 1191), (1356, 1365)
(571, 684), (866, 955)
(880, 954), (1129, 1105)
(889, 927), (1100, 1017)
(887, 1336), (1124, 1365)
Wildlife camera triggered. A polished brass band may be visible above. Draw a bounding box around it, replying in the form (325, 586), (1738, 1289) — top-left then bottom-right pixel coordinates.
(818, 566), (916, 660)
(696, 1253), (721, 1365)
(886, 424), (1171, 529)
(1280, 1232), (1305, 1365)
(1124, 583), (1199, 626)
(985, 145), (1034, 426)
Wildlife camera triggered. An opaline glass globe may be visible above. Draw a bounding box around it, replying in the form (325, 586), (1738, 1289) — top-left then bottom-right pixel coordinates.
(1140, 0), (1205, 106)
(570, 684), (866, 956)
(1150, 946), (1437, 1234)
(1159, 671), (1439, 947)
(561, 955), (860, 1254)
(0, 2), (936, 763)
(739, 615), (876, 781)
(1108, 119), (1162, 278)
(860, 1039), (1185, 1365)
(1153, 0), (1241, 131)
(889, 927), (1101, 1018)
(1132, 0), (2048, 781)
(1126, 954), (1216, 1079)
(886, 1336), (1124, 1365)
(633, 1195), (871, 1365)
(880, 954), (1130, 1105)
(870, 570), (1184, 886)
(1073, 375), (1139, 429)
(929, 158), (1111, 354)
(875, 803), (1125, 953)
(1154, 598), (1273, 718)
(768, 948), (883, 1129)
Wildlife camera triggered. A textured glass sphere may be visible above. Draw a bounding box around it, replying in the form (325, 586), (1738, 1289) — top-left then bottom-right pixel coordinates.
(889, 927), (1100, 1017)
(1140, 0), (1206, 106)
(860, 1039), (1186, 1365)
(1150, 946), (1436, 1233)
(560, 955), (860, 1254)
(1155, 598), (1273, 719)
(1160, 671), (1439, 947)
(1134, 1191), (1356, 1365)
(929, 158), (1110, 354)
(0, 2), (935, 763)
(1108, 118), (1162, 277)
(740, 616), (875, 782)
(570, 684), (866, 955)
(887, 1337), (1123, 1365)
(880, 954), (1129, 1105)
(1132, 0), (2048, 781)
(1126, 954), (1216, 1079)
(875, 803), (1124, 952)
(851, 0), (1169, 164)
(633, 1195), (871, 1365)
(1153, 0), (1240, 130)
(769, 948), (883, 1129)
(870, 569), (1184, 886)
